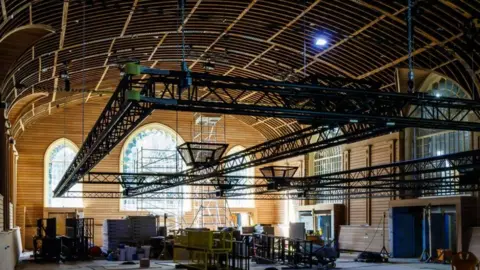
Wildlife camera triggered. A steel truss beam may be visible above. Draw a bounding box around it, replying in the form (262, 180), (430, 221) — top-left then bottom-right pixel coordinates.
(295, 149), (480, 187)
(56, 69), (480, 197)
(62, 185), (477, 201)
(226, 150), (480, 197)
(54, 77), (156, 196)
(81, 149), (480, 200)
(224, 177), (476, 199)
(145, 71), (480, 130)
(126, 124), (396, 196)
(81, 172), (270, 188)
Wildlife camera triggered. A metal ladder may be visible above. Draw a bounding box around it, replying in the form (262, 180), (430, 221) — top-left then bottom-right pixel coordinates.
(192, 113), (229, 230)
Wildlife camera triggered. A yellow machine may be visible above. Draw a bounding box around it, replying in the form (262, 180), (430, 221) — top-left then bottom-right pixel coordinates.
(174, 229), (233, 270)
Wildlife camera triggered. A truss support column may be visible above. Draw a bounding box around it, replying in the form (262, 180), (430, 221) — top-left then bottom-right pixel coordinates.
(0, 102), (10, 231)
(365, 145), (372, 226)
(343, 150), (351, 225)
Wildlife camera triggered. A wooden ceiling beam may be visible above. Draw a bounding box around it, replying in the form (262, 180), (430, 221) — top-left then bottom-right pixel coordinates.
(380, 82), (395, 90)
(120, 0), (140, 37)
(432, 58), (457, 71)
(267, 0), (323, 42)
(29, 3), (32, 24)
(354, 1), (478, 94)
(148, 34), (168, 61)
(104, 38), (116, 66)
(51, 52), (58, 79)
(92, 38), (117, 98)
(295, 6), (407, 75)
(52, 78), (58, 103)
(178, 0), (203, 32)
(1, 0), (6, 21)
(59, 0), (69, 50)
(439, 0), (472, 19)
(95, 0), (142, 98)
(223, 67), (235, 76)
(245, 0), (356, 78)
(189, 0), (258, 69)
(357, 33), (462, 80)
(10, 31), (316, 87)
(244, 44), (275, 69)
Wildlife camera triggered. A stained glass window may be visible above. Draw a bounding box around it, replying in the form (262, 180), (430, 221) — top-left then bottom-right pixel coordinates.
(45, 138), (83, 207)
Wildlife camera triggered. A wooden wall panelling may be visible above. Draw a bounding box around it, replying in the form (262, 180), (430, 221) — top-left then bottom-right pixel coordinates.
(370, 139), (396, 251)
(365, 145), (372, 226)
(339, 133), (400, 251)
(343, 150), (350, 225)
(338, 225), (388, 252)
(348, 146), (367, 225)
(0, 194), (3, 232)
(15, 101), (268, 248)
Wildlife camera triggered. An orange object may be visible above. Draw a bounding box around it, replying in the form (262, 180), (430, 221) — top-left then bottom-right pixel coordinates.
(437, 249), (453, 262)
(306, 235), (324, 245)
(451, 252), (478, 270)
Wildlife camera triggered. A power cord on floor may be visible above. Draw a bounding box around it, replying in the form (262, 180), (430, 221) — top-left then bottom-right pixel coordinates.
(363, 215), (384, 252)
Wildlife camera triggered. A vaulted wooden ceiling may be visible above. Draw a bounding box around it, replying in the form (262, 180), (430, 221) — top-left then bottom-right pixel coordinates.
(1, 0), (480, 139)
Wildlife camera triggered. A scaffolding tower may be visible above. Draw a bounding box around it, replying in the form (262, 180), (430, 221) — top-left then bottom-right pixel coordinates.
(126, 146), (186, 232)
(192, 113), (230, 230)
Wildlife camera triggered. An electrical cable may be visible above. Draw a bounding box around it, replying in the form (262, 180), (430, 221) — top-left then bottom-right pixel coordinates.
(362, 214), (384, 253)
(407, 0), (415, 93)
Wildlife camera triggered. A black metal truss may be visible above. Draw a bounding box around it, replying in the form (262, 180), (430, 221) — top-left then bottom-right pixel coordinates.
(145, 70), (480, 130)
(126, 124), (396, 196)
(81, 172), (270, 189)
(65, 150), (480, 199)
(224, 177), (476, 198)
(226, 150), (480, 197)
(53, 76), (156, 197)
(55, 69), (480, 197)
(295, 149), (480, 187)
(80, 149), (480, 200)
(62, 184), (477, 201)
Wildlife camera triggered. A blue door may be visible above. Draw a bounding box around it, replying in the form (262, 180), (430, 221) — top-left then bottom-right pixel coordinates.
(393, 208), (418, 258)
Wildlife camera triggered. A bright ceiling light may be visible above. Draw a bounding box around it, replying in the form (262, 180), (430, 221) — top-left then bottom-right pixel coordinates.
(315, 37), (328, 46)
(435, 92), (441, 98)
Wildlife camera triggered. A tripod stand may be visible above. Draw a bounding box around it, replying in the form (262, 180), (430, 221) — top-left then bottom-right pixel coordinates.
(159, 213), (172, 260)
(379, 212), (390, 258)
(420, 204), (433, 262)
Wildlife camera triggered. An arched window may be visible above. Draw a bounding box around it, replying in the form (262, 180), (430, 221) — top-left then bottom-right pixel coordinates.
(44, 138), (83, 208)
(415, 77), (471, 158)
(313, 147), (342, 176)
(120, 123), (189, 212)
(314, 146), (342, 203)
(226, 146), (255, 208)
(414, 76), (471, 195)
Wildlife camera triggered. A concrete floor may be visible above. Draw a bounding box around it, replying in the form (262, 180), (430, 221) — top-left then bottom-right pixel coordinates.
(16, 254), (451, 270)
